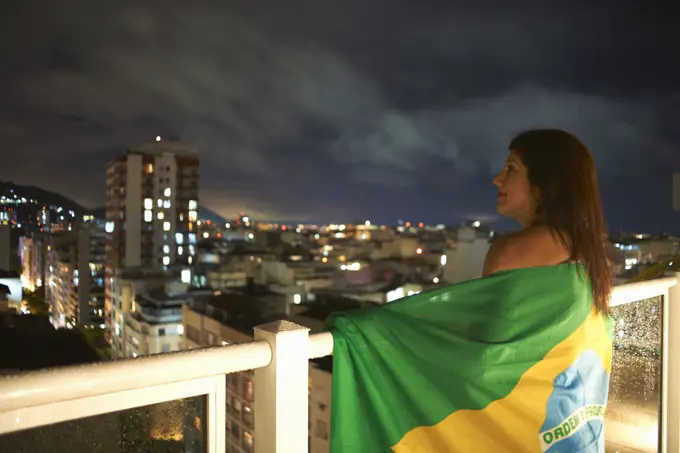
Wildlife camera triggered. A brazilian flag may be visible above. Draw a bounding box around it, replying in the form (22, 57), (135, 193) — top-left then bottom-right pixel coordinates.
(326, 264), (613, 452)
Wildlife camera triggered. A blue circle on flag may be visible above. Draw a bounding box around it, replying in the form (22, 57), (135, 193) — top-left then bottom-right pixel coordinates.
(540, 349), (609, 452)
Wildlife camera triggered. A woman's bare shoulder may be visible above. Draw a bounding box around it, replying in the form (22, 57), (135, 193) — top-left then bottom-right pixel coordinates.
(483, 225), (570, 276)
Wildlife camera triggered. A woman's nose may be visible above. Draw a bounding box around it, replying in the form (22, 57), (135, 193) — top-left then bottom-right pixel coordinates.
(492, 172), (503, 188)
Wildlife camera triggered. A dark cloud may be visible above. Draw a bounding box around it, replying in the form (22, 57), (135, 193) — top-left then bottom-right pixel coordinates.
(1, 1), (679, 229)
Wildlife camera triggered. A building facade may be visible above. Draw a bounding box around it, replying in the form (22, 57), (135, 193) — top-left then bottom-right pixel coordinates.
(19, 235), (47, 292)
(45, 220), (107, 329)
(109, 268), (172, 358)
(105, 139), (199, 332)
(123, 283), (188, 358)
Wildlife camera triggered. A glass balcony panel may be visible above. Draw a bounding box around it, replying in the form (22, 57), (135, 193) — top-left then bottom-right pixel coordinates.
(0, 396), (207, 453)
(605, 296), (662, 453)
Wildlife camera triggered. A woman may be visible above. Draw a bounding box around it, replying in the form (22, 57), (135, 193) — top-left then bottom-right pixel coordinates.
(327, 129), (614, 452)
(483, 128), (612, 314)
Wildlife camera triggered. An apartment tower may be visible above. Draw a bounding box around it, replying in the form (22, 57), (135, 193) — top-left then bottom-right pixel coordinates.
(105, 138), (199, 331)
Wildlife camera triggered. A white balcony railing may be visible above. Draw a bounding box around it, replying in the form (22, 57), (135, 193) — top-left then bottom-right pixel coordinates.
(0, 274), (678, 453)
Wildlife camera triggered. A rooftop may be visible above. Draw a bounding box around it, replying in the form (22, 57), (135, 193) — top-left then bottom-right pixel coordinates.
(0, 315), (100, 372)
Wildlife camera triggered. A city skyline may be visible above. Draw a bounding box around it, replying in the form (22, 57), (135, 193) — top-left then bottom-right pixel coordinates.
(1, 2), (680, 230)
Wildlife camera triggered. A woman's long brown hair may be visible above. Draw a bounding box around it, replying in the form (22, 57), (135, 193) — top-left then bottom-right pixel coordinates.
(510, 129), (612, 315)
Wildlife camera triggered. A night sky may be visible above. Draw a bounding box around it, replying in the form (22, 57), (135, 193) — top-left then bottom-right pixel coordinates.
(1, 2), (679, 231)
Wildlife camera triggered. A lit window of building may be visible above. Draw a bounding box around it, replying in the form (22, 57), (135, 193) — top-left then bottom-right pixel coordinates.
(163, 222), (171, 231)
(189, 200), (198, 210)
(162, 256), (170, 266)
(188, 210), (197, 222)
(144, 198), (153, 210)
(164, 188), (171, 197)
(144, 210), (152, 222)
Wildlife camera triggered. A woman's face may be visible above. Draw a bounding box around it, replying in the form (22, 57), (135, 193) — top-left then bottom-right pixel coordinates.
(492, 150), (538, 226)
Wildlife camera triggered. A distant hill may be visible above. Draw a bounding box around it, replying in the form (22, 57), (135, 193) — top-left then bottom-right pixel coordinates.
(0, 181), (88, 214)
(199, 206), (227, 224)
(89, 205), (226, 223)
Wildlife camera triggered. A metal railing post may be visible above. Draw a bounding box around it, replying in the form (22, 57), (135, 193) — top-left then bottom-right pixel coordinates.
(666, 272), (680, 453)
(253, 320), (310, 453)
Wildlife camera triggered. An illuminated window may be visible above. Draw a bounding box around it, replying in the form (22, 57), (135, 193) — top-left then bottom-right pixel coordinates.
(179, 213), (184, 222)
(188, 210), (197, 222)
(145, 163), (153, 174)
(163, 221), (171, 231)
(164, 188), (171, 197)
(157, 199), (163, 208)
(157, 211), (164, 220)
(189, 200), (198, 210)
(144, 210), (152, 222)
(163, 200), (171, 209)
(144, 198), (153, 210)
(175, 233), (183, 244)
(163, 245), (170, 254)
(178, 246), (183, 255)
(162, 256), (170, 266)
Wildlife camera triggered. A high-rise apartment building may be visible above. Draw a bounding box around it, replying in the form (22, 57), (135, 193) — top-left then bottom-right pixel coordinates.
(105, 138), (199, 331)
(18, 235), (48, 292)
(45, 219), (107, 329)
